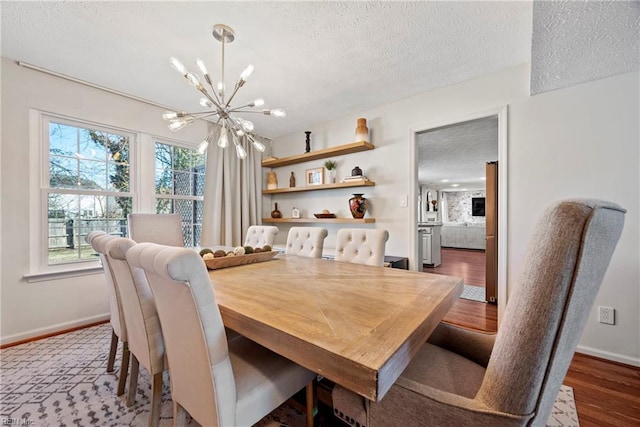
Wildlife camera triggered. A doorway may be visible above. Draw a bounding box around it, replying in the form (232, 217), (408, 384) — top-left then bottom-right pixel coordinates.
(409, 107), (508, 321)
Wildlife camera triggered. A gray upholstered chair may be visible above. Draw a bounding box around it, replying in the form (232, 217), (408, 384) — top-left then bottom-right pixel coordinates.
(105, 237), (167, 427)
(244, 225), (279, 248)
(285, 227), (328, 258)
(334, 228), (389, 266)
(126, 242), (317, 427)
(86, 231), (129, 397)
(333, 199), (625, 427)
(128, 213), (184, 247)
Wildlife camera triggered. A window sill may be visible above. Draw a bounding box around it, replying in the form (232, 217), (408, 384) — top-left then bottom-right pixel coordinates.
(24, 265), (104, 283)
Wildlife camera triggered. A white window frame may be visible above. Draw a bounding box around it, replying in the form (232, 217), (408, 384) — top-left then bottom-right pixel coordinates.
(27, 110), (139, 280)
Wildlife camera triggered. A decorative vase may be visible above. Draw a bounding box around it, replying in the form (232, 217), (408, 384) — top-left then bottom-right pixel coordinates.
(267, 171), (278, 190)
(351, 166), (363, 176)
(349, 194), (368, 219)
(355, 118), (369, 143)
(304, 131), (311, 153)
(289, 171), (296, 187)
(329, 169), (336, 183)
(271, 202), (282, 218)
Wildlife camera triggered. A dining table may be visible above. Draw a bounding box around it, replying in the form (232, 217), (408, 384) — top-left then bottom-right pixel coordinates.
(208, 254), (463, 402)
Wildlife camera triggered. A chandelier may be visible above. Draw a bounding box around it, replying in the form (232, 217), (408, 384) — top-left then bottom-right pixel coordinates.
(163, 24), (286, 158)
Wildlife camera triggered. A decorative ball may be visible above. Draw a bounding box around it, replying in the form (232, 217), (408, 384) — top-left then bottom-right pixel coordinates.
(233, 246), (246, 255)
(213, 250), (226, 258)
(243, 246), (254, 254)
(262, 245), (272, 252)
(199, 248), (214, 257)
(202, 253), (214, 260)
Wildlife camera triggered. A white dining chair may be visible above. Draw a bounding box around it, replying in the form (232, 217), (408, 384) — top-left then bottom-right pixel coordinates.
(105, 237), (167, 427)
(125, 242), (317, 427)
(85, 231), (129, 397)
(128, 213), (184, 246)
(244, 225), (279, 248)
(285, 227), (328, 258)
(335, 228), (389, 266)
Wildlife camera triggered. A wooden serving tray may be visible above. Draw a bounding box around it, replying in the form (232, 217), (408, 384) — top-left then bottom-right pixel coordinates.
(204, 250), (279, 270)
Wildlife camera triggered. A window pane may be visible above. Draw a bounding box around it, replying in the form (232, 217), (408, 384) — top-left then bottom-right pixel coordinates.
(47, 193), (131, 264)
(173, 171), (191, 195)
(49, 123), (78, 157)
(156, 197), (172, 214)
(194, 172), (205, 196)
(50, 155), (79, 188)
(173, 146), (192, 171)
(155, 169), (172, 195)
(109, 134), (130, 164)
(155, 143), (172, 171)
(79, 160), (107, 190)
(108, 163), (130, 192)
(78, 129), (107, 161)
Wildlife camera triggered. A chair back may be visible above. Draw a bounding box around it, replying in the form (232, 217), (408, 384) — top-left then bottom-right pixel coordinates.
(477, 199), (625, 421)
(86, 231), (127, 342)
(105, 237), (165, 374)
(285, 227), (328, 258)
(128, 213), (184, 247)
(244, 225), (279, 248)
(126, 243), (235, 427)
(335, 229), (389, 266)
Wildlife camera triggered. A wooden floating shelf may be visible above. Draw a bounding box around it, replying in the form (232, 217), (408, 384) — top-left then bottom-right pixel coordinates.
(262, 218), (375, 224)
(262, 141), (375, 168)
(262, 180), (375, 194)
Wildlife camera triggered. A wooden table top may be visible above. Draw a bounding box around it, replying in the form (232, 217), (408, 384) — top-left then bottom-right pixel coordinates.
(208, 254), (463, 402)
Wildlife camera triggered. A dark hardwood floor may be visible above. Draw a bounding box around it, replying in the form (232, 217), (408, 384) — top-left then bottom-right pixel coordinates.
(418, 247), (640, 426)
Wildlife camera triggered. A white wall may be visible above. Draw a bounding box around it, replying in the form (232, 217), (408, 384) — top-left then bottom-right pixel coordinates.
(0, 58), (206, 344)
(509, 71), (639, 365)
(269, 65), (639, 365)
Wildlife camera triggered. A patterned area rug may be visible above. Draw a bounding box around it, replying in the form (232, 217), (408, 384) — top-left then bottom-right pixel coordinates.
(460, 284), (486, 302)
(0, 324), (578, 426)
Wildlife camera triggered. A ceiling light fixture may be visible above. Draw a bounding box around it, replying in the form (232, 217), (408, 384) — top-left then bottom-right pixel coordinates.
(163, 24), (286, 158)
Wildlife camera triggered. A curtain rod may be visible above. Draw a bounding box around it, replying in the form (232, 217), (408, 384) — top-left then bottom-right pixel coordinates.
(17, 60), (271, 141)
(17, 60), (174, 111)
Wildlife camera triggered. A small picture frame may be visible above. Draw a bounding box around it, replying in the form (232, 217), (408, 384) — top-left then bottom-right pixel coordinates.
(305, 167), (324, 186)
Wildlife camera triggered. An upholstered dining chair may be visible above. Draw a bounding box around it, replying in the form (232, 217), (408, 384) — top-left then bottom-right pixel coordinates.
(334, 228), (389, 266)
(332, 199), (626, 427)
(105, 237), (167, 427)
(128, 213), (184, 246)
(244, 225), (279, 248)
(285, 227), (329, 258)
(126, 242), (317, 427)
(85, 231), (129, 397)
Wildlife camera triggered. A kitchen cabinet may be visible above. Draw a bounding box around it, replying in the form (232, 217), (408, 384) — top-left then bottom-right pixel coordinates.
(418, 224), (442, 267)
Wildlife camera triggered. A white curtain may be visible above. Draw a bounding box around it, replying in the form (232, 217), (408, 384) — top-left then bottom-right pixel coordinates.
(201, 123), (265, 246)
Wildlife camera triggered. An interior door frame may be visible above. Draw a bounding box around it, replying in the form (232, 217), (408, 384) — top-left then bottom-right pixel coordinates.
(409, 106), (508, 323)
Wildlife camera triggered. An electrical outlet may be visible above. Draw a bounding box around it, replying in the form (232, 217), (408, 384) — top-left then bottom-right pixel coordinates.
(598, 306), (615, 325)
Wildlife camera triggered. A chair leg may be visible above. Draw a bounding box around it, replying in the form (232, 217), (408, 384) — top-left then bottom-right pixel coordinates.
(107, 329), (118, 373)
(305, 380), (317, 427)
(127, 354), (139, 406)
(148, 372), (163, 427)
(117, 343), (130, 396)
(173, 401), (188, 427)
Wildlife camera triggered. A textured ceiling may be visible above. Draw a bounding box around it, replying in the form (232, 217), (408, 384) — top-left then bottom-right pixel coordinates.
(417, 117), (498, 191)
(0, 1), (533, 138)
(531, 0), (640, 94)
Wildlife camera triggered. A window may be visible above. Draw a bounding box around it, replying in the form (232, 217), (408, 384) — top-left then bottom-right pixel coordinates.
(45, 117), (134, 265)
(154, 142), (205, 247)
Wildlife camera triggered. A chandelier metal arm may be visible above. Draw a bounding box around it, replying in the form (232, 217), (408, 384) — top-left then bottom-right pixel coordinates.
(165, 24), (285, 159)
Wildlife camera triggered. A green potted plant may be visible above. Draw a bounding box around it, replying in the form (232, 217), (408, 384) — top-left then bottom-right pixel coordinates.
(324, 160), (337, 183)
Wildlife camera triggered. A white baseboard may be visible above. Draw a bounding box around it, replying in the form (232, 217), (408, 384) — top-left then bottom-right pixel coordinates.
(1, 313), (109, 346)
(576, 344), (640, 367)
